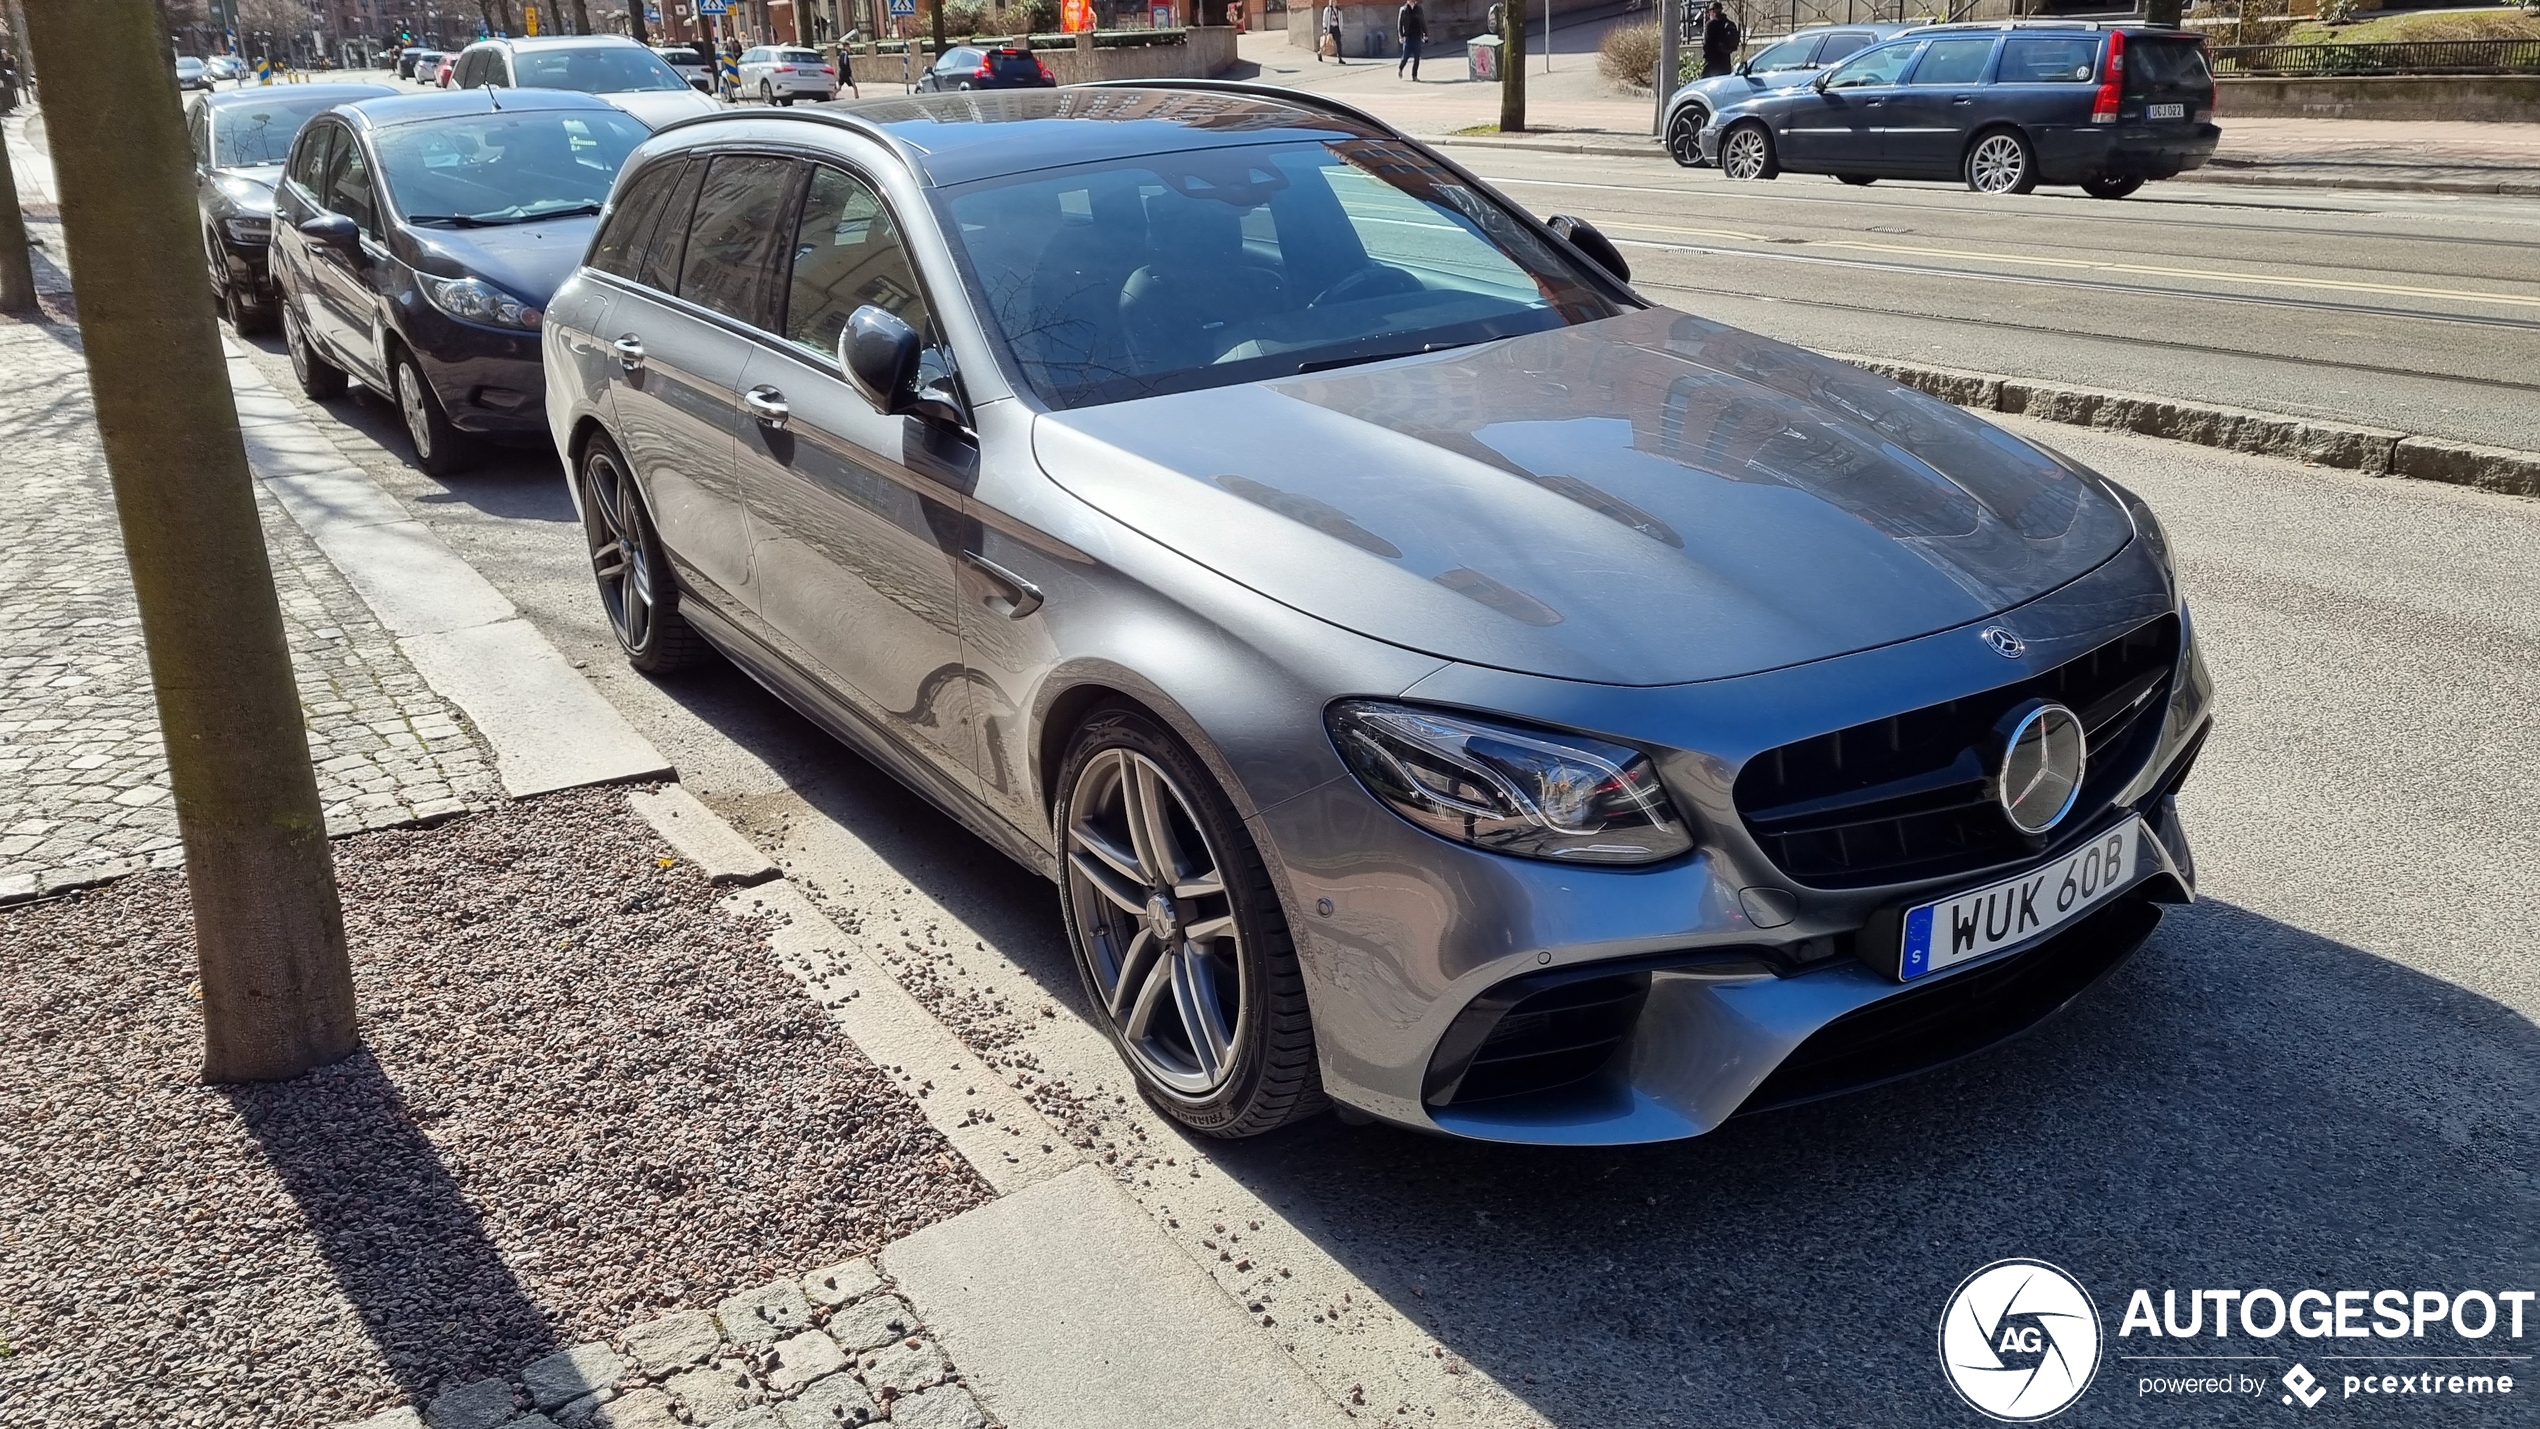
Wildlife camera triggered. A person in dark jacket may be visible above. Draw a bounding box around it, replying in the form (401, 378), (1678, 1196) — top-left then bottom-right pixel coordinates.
(1396, 0), (1426, 78)
(1699, 1), (1740, 78)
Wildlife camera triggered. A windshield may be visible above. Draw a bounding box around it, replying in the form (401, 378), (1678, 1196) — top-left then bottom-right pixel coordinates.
(942, 139), (1623, 410)
(212, 95), (352, 167)
(1746, 37), (1815, 71)
(177, 58), (205, 73)
(654, 48), (700, 65)
(374, 111), (650, 226)
(511, 44), (690, 93)
(778, 49), (824, 63)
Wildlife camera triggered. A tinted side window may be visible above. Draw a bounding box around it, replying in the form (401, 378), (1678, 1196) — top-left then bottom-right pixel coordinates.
(1743, 37), (1816, 71)
(323, 136), (381, 235)
(638, 158), (706, 294)
(187, 105), (210, 168)
(1823, 41), (1918, 88)
(678, 155), (798, 327)
(1909, 38), (1994, 86)
(1814, 31), (1873, 64)
(781, 165), (932, 362)
(590, 160), (684, 281)
(2000, 36), (2100, 83)
(288, 121), (337, 198)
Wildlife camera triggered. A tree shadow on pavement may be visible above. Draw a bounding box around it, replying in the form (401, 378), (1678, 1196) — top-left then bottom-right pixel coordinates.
(225, 1048), (560, 1410)
(1200, 896), (2540, 1428)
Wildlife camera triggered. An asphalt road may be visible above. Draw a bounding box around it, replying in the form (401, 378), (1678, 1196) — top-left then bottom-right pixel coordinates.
(222, 304), (2540, 1425)
(1436, 146), (2540, 454)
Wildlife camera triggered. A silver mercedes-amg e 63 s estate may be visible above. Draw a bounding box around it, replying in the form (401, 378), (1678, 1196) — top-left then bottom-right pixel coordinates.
(543, 83), (2214, 1145)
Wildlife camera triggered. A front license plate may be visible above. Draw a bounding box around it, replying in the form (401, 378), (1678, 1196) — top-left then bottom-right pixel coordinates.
(2148, 102), (2186, 119)
(1898, 819), (2142, 980)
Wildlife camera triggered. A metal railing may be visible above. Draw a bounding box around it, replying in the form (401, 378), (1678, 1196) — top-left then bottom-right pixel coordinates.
(2209, 38), (2540, 76)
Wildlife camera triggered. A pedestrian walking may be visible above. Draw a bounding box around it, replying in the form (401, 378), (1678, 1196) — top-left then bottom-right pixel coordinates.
(1229, 0), (1246, 33)
(1699, 0), (1739, 78)
(1396, 0), (1425, 78)
(1322, 0), (1345, 63)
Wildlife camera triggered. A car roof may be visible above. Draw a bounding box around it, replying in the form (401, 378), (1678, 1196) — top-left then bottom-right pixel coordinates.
(200, 81), (396, 109)
(466, 34), (646, 50)
(335, 87), (629, 130)
(651, 84), (1391, 188)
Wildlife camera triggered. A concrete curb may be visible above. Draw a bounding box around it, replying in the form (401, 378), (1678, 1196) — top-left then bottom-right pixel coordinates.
(224, 340), (677, 796)
(1430, 133), (2540, 198)
(1830, 352), (2540, 497)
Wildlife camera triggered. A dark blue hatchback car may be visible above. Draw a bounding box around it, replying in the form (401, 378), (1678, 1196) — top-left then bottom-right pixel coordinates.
(1699, 22), (2219, 198)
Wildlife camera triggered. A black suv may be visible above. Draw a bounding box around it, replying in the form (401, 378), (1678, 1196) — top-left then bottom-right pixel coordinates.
(1699, 23), (2218, 198)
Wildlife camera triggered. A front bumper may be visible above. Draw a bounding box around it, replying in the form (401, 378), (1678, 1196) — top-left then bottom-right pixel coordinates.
(402, 303), (549, 436)
(1258, 523), (2213, 1145)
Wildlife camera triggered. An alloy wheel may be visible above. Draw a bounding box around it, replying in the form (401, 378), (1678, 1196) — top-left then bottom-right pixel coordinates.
(1970, 133), (2028, 194)
(396, 361), (434, 461)
(1667, 107), (1705, 166)
(584, 447), (656, 653)
(1064, 748), (1246, 1097)
(1722, 127), (1769, 180)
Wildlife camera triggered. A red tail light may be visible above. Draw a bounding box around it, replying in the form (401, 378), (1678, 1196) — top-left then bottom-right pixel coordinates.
(2092, 30), (2124, 125)
(974, 58), (996, 80)
(1037, 59), (1055, 82)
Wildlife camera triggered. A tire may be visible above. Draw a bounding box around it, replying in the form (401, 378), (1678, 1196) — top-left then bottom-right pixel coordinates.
(1836, 173), (1877, 187)
(956, 80), (974, 91)
(1719, 121), (1779, 181)
(777, 91), (795, 106)
(223, 278), (273, 335)
(1965, 127), (2037, 195)
(2083, 174), (2145, 200)
(1665, 104), (1707, 168)
(393, 348), (476, 478)
(1055, 704), (1324, 1138)
(282, 298), (346, 402)
(578, 431), (707, 675)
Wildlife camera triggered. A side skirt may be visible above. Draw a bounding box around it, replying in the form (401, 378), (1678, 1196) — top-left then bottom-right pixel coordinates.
(676, 599), (1061, 882)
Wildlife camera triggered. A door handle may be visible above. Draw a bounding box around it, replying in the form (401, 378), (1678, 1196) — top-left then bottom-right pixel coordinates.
(962, 551), (1043, 620)
(744, 385), (790, 430)
(1952, 95), (1974, 104)
(611, 334), (645, 371)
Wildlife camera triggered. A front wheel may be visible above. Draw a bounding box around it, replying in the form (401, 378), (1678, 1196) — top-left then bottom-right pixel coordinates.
(1665, 104), (1706, 167)
(580, 432), (707, 675)
(1965, 128), (2038, 195)
(393, 349), (476, 478)
(2082, 174), (2145, 200)
(1719, 122), (1779, 181)
(1056, 705), (1323, 1138)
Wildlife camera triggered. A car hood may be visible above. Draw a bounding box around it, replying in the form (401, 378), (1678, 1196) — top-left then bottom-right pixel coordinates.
(603, 87), (723, 128)
(1030, 307), (2136, 687)
(210, 164), (284, 214)
(407, 216), (600, 304)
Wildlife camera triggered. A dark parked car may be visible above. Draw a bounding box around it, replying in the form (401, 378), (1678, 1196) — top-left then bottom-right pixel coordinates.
(1701, 22), (2219, 197)
(271, 89), (650, 474)
(541, 86), (2211, 1144)
(913, 44), (1057, 91)
(1661, 21), (1917, 166)
(187, 82), (398, 333)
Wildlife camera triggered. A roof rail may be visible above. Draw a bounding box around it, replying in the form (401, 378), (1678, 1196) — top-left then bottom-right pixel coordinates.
(1912, 18), (2109, 30)
(642, 103), (933, 173)
(1070, 77), (1395, 131)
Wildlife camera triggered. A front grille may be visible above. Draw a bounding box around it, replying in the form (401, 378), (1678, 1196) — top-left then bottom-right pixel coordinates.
(1734, 615), (2179, 889)
(1424, 968), (1652, 1107)
(1737, 895), (2160, 1115)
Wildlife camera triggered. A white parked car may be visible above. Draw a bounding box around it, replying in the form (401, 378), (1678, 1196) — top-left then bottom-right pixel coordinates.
(652, 45), (714, 93)
(736, 46), (837, 105)
(447, 34), (720, 129)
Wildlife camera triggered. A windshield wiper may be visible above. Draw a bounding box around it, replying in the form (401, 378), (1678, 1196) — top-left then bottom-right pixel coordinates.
(1295, 340), (1468, 375)
(405, 214), (502, 228)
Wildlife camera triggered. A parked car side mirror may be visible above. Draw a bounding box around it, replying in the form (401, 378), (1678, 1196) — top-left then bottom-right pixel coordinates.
(298, 211), (362, 257)
(1734, 59), (1751, 76)
(1547, 214), (1630, 285)
(841, 305), (964, 425)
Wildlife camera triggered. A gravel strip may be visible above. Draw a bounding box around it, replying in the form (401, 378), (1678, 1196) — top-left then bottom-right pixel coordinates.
(0, 787), (991, 1428)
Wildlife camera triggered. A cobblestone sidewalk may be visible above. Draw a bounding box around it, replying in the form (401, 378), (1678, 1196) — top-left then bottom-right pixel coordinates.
(0, 316), (500, 903)
(343, 1261), (990, 1429)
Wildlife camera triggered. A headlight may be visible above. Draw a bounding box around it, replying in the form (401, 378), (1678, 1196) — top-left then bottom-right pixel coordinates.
(417, 272), (542, 330)
(1328, 702), (1694, 865)
(221, 215), (272, 243)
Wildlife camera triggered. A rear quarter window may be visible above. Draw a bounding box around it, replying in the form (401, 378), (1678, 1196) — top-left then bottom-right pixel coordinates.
(2126, 39), (2212, 89)
(1813, 31), (1874, 64)
(1998, 35), (2100, 83)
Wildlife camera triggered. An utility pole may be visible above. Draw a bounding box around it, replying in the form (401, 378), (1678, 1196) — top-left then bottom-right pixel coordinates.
(1653, 0), (1677, 135)
(1498, 0), (1523, 131)
(626, 0), (646, 45)
(21, 0), (357, 1084)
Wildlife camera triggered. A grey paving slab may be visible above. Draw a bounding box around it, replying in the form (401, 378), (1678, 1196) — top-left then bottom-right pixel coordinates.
(401, 620), (673, 798)
(882, 1164), (1354, 1429)
(630, 785), (780, 886)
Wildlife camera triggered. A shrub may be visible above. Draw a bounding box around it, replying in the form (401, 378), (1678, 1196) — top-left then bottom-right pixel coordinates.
(942, 0), (985, 35)
(1018, 0), (1059, 31)
(1598, 20), (1661, 90)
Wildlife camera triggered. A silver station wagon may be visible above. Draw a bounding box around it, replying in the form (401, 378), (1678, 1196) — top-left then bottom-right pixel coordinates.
(542, 84), (2215, 1145)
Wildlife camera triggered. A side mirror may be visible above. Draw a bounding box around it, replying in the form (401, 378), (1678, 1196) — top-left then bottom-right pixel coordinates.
(1812, 71), (1833, 91)
(1734, 59), (1751, 76)
(299, 210), (361, 257)
(840, 305), (963, 425)
(1547, 214), (1629, 285)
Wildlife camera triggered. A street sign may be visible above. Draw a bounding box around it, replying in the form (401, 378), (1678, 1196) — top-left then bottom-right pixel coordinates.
(887, 0), (916, 15)
(695, 0), (729, 12)
(524, 5), (539, 34)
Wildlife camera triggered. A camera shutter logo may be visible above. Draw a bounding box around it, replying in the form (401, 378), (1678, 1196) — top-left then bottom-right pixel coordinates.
(1938, 1259), (2103, 1422)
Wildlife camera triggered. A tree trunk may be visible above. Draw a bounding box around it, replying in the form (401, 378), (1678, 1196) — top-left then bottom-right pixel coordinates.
(0, 115), (35, 313)
(1499, 0), (1524, 132)
(929, 0), (944, 55)
(2145, 0), (2182, 26)
(571, 0), (591, 34)
(21, 0), (355, 1084)
(626, 0), (648, 43)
